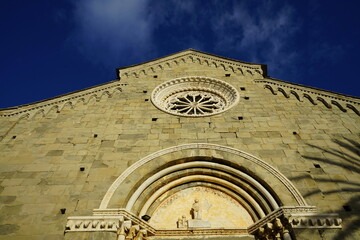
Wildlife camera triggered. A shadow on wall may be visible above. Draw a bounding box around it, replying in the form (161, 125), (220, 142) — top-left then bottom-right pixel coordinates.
(291, 137), (360, 239)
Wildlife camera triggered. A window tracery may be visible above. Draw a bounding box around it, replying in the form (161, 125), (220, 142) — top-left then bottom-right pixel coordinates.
(151, 76), (239, 117)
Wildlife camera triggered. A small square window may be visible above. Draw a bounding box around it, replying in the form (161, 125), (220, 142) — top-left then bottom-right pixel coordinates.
(153, 75), (158, 78)
(244, 97), (249, 100)
(152, 118), (158, 122)
(225, 73), (231, 77)
(343, 205), (352, 212)
(314, 164), (321, 168)
(240, 87), (246, 91)
(238, 116), (243, 120)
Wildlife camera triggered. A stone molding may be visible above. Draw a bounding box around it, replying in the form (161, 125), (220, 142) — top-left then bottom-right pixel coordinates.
(99, 143), (307, 209)
(126, 161), (279, 217)
(65, 207), (341, 238)
(249, 207), (342, 239)
(248, 206), (317, 233)
(65, 216), (124, 232)
(0, 82), (127, 119)
(151, 76), (240, 117)
(155, 229), (249, 236)
(120, 51), (264, 79)
(288, 213), (342, 229)
(256, 79), (360, 116)
(93, 209), (156, 234)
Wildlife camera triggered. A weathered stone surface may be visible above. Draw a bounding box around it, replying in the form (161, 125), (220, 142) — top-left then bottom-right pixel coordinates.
(0, 50), (359, 240)
(0, 224), (20, 235)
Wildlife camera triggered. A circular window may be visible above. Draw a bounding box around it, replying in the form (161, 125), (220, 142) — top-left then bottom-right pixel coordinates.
(151, 76), (240, 117)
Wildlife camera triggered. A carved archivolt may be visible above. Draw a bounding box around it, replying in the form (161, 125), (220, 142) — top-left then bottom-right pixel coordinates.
(65, 144), (342, 239)
(99, 143), (307, 210)
(151, 76), (240, 117)
(260, 80), (360, 116)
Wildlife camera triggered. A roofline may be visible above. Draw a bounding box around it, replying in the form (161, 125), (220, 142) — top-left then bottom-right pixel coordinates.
(115, 49), (268, 79)
(265, 77), (360, 99)
(0, 79), (120, 111)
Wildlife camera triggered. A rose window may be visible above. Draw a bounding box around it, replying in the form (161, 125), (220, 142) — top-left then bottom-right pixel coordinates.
(166, 91), (225, 115)
(151, 76), (240, 117)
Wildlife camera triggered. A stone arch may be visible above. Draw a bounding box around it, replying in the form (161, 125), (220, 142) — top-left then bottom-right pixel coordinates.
(60, 101), (73, 111)
(255, 69), (262, 76)
(317, 97), (332, 108)
(237, 67), (244, 75)
(112, 87), (123, 97)
(278, 88), (289, 98)
(290, 90), (301, 101)
(331, 100), (347, 112)
(149, 67), (156, 73)
(74, 98), (85, 108)
(46, 105), (60, 118)
(100, 143), (307, 217)
(219, 63), (227, 71)
(87, 94), (99, 104)
(129, 161), (280, 220)
(31, 109), (45, 120)
(346, 104), (360, 116)
(303, 94), (317, 105)
(228, 65), (235, 73)
(195, 58), (202, 64)
(100, 91), (111, 100)
(132, 72), (139, 78)
(264, 85), (277, 95)
(246, 70), (253, 76)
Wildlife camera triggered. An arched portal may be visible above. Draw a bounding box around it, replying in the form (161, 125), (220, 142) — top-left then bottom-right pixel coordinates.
(65, 144), (342, 240)
(97, 143), (308, 232)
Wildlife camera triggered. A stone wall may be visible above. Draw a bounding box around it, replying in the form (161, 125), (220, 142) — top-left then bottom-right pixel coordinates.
(0, 51), (359, 240)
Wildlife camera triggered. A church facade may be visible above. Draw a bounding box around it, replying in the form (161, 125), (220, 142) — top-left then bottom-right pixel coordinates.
(0, 49), (359, 240)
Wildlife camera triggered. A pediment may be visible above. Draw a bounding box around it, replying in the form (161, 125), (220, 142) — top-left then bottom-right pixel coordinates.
(117, 49), (267, 79)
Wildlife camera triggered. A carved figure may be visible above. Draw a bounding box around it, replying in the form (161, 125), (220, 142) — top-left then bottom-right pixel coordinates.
(177, 215), (187, 228)
(134, 229), (147, 240)
(191, 199), (201, 220)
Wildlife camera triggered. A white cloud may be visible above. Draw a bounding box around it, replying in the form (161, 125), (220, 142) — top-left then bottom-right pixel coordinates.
(72, 0), (152, 67)
(212, 1), (300, 79)
(70, 0), (301, 80)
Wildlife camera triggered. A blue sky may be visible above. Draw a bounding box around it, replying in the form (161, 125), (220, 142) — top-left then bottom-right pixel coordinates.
(1, 0), (359, 108)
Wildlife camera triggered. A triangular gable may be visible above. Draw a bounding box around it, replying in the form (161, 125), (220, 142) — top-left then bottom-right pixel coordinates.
(116, 49), (267, 79)
(1, 49), (359, 118)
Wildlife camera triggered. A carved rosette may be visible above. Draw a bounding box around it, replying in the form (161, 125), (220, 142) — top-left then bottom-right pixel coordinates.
(151, 76), (240, 117)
